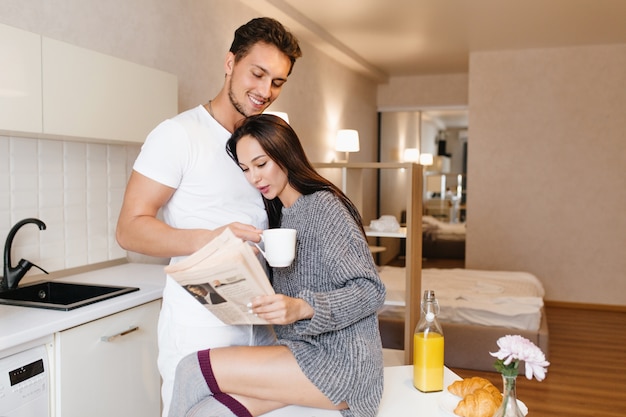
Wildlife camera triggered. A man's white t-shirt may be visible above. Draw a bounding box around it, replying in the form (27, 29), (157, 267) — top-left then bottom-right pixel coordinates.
(133, 105), (270, 416)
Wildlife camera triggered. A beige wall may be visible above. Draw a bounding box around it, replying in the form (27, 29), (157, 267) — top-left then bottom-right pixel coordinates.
(467, 45), (626, 306)
(377, 73), (469, 110)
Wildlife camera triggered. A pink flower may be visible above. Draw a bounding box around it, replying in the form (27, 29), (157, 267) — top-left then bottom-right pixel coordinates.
(490, 335), (550, 381)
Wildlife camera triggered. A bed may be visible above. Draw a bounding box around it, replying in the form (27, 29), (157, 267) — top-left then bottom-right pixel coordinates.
(421, 215), (466, 260)
(377, 266), (549, 371)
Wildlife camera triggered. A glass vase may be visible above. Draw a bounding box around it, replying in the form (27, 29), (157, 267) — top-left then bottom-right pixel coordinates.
(492, 374), (525, 417)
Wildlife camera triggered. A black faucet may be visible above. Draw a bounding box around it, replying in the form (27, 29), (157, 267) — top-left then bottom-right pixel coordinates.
(1, 218), (48, 292)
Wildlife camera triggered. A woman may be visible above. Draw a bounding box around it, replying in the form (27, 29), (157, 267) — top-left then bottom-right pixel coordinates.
(168, 114), (385, 417)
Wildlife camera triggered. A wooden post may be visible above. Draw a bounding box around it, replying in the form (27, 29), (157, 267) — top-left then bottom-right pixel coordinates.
(404, 163), (423, 364)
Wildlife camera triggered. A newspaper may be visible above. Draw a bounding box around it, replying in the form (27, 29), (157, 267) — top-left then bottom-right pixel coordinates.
(164, 228), (274, 325)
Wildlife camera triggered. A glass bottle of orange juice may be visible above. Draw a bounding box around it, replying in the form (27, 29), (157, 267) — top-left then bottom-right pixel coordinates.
(413, 290), (444, 392)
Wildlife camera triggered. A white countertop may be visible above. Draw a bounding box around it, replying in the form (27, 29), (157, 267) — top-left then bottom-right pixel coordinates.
(0, 263), (166, 355)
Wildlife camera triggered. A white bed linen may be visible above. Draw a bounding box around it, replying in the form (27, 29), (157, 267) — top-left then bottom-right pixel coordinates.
(379, 266), (545, 331)
(422, 216), (466, 241)
(423, 216), (466, 234)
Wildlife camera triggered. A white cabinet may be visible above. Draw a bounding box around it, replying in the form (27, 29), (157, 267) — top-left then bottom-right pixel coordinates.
(0, 23), (43, 133)
(42, 37), (178, 143)
(54, 300), (161, 417)
(0, 23), (178, 143)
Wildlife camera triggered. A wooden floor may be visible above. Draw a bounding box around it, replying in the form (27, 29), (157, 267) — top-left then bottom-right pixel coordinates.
(384, 257), (626, 416)
(381, 306), (626, 417)
(450, 305), (626, 417)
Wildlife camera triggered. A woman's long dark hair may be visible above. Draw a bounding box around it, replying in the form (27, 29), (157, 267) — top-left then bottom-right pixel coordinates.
(226, 114), (365, 234)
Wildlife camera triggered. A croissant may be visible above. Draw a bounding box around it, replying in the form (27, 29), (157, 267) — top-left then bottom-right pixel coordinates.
(453, 388), (500, 417)
(481, 384), (503, 406)
(448, 377), (495, 398)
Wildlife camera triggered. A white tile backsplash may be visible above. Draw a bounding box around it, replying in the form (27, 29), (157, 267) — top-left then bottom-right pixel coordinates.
(2, 134), (140, 277)
(0, 138), (9, 215)
(10, 138), (39, 220)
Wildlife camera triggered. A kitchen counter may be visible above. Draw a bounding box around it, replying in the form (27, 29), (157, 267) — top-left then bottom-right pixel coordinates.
(0, 262), (166, 356)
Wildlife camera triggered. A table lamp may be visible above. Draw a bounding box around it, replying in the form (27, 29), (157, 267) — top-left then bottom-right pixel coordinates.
(335, 129), (360, 162)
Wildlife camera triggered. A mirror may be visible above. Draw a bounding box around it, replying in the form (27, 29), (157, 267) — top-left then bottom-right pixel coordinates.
(376, 108), (468, 265)
(419, 109), (468, 223)
(378, 108), (468, 221)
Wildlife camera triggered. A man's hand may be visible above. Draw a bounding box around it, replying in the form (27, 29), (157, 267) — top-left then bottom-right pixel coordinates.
(218, 222), (263, 244)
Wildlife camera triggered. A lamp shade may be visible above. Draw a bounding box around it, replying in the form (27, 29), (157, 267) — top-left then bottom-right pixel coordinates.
(403, 148), (419, 162)
(263, 111), (289, 123)
(335, 129), (360, 152)
(419, 153), (434, 166)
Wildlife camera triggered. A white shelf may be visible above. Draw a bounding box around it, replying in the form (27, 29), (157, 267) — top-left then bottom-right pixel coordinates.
(365, 227), (407, 238)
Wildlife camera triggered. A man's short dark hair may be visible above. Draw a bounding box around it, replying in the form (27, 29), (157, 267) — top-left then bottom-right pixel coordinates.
(229, 17), (302, 75)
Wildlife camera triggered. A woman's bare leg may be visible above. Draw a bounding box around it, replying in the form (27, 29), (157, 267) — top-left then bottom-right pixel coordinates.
(186, 395), (253, 417)
(229, 395), (287, 417)
(209, 345), (347, 411)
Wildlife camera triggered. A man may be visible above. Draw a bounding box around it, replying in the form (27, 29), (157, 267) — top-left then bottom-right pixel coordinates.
(115, 17), (301, 416)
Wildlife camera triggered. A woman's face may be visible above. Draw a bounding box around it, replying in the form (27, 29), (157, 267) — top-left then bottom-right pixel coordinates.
(236, 134), (300, 207)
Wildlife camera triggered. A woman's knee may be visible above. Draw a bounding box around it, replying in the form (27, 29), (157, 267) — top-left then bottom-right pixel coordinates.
(175, 351), (200, 379)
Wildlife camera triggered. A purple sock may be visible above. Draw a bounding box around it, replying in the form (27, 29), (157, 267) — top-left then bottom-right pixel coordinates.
(197, 349), (252, 417)
(197, 349), (222, 394)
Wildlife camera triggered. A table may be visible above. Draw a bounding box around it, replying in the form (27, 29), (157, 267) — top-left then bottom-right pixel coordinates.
(368, 245), (387, 254)
(377, 366), (461, 416)
(263, 366), (461, 416)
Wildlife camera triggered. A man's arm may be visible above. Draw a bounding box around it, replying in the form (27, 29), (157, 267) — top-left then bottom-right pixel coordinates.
(116, 171), (212, 257)
(116, 171), (263, 258)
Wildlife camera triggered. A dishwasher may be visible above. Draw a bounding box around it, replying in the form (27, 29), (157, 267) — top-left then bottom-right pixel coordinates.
(0, 344), (50, 417)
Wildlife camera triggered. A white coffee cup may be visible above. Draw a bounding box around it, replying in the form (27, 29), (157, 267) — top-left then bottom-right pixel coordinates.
(254, 228), (297, 267)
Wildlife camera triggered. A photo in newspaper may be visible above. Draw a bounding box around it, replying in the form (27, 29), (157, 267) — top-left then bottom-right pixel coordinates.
(164, 228), (275, 325)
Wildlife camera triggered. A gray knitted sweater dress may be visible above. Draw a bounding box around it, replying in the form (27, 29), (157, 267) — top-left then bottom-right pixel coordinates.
(274, 191), (386, 417)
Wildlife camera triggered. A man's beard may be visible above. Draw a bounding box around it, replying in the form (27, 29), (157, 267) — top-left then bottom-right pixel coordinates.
(227, 76), (267, 118)
(228, 78), (259, 118)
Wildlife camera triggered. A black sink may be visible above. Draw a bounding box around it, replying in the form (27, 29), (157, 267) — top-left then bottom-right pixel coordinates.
(0, 281), (139, 311)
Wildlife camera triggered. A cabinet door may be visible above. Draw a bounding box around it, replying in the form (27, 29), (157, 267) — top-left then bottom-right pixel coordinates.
(55, 300), (161, 417)
(42, 37), (177, 143)
(0, 23), (42, 133)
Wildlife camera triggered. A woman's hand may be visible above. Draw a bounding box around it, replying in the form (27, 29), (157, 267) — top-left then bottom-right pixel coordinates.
(248, 294), (314, 325)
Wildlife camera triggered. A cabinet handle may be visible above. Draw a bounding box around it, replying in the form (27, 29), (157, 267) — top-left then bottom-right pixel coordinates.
(100, 326), (139, 342)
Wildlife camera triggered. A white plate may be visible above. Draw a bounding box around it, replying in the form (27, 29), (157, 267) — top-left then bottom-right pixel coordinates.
(438, 391), (528, 416)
